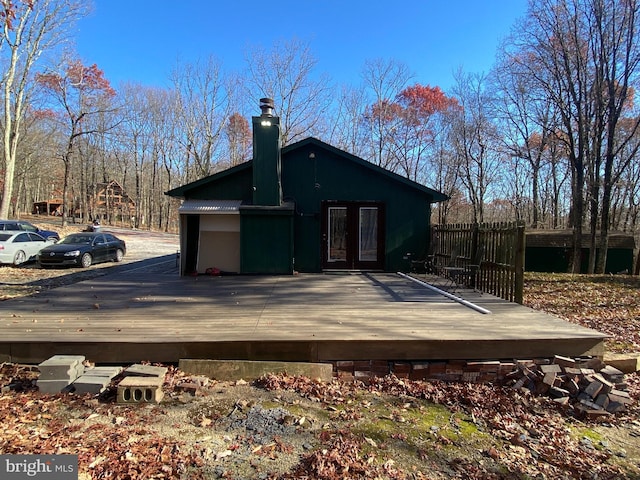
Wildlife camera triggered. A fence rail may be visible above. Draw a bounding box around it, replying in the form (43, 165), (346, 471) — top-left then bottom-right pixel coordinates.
(430, 222), (525, 303)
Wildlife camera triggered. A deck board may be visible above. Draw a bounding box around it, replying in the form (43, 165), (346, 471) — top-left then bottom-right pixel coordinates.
(0, 272), (606, 364)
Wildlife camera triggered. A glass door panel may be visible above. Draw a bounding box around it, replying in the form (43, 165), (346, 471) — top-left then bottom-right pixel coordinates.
(359, 207), (378, 262)
(328, 207), (347, 262)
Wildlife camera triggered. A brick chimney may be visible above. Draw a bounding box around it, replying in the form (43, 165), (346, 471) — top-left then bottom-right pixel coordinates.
(252, 98), (282, 206)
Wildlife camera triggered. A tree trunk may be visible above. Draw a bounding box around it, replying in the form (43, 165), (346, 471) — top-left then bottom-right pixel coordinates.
(596, 162), (615, 273)
(570, 165), (585, 273)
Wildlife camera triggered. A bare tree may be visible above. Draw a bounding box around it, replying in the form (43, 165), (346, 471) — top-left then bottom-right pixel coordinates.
(326, 84), (369, 157)
(589, 0), (640, 272)
(430, 135), (462, 224)
(244, 38), (333, 145)
(0, 0), (87, 218)
(492, 48), (564, 228)
(360, 58), (413, 167)
(450, 70), (503, 223)
(507, 0), (640, 273)
(171, 55), (232, 180)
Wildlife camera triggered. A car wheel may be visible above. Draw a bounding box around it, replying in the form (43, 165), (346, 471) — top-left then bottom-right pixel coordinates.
(80, 252), (92, 268)
(114, 249), (124, 262)
(13, 250), (26, 266)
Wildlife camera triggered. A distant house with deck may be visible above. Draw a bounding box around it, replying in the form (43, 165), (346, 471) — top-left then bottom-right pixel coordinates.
(166, 99), (448, 275)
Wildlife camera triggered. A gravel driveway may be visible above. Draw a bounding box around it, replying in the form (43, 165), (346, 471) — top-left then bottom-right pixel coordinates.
(0, 226), (180, 300)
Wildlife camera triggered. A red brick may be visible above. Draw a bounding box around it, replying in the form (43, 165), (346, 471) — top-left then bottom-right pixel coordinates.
(336, 361), (354, 372)
(428, 362), (446, 375)
(392, 363), (411, 374)
(540, 364), (562, 374)
(553, 355), (576, 368)
(543, 372), (557, 386)
(353, 361), (371, 370)
(336, 372), (355, 382)
(478, 373), (498, 382)
(462, 371), (480, 382)
(411, 362), (429, 371)
(584, 380), (603, 398)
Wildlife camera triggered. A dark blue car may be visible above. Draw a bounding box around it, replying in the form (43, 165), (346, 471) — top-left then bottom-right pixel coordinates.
(0, 219), (60, 240)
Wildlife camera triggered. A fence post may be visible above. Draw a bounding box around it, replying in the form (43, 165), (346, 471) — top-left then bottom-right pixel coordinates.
(514, 222), (526, 304)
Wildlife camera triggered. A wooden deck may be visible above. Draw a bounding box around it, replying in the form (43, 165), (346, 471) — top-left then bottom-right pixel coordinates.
(0, 271), (606, 364)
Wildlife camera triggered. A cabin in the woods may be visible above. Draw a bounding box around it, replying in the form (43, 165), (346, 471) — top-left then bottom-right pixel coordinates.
(32, 197), (64, 216)
(32, 181), (135, 221)
(166, 98), (448, 275)
(87, 180), (135, 221)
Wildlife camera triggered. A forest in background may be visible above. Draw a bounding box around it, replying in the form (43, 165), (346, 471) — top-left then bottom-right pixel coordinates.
(2, 0), (640, 273)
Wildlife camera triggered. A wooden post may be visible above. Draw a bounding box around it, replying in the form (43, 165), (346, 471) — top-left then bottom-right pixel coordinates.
(514, 222), (526, 304)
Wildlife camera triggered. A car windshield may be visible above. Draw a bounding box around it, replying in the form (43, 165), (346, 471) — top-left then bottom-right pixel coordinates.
(0, 233), (11, 241)
(59, 234), (93, 245)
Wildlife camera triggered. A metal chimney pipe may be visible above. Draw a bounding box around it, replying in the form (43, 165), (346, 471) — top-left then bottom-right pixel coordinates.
(259, 98), (275, 117)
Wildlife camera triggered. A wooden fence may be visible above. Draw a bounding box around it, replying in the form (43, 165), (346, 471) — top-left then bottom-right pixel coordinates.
(430, 222), (526, 303)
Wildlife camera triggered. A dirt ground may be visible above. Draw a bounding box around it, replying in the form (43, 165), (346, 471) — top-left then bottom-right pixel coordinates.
(1, 365), (639, 480)
(1, 217), (639, 479)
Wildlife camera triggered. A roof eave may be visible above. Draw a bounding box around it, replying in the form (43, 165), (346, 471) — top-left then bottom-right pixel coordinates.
(165, 161), (252, 198)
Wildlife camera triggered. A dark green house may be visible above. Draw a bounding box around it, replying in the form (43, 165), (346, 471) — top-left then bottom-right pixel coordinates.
(166, 99), (448, 275)
(525, 230), (636, 274)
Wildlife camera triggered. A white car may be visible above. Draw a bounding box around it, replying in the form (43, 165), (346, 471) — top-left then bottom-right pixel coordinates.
(0, 231), (56, 266)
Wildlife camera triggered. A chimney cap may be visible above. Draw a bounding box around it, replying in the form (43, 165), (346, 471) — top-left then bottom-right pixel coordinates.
(259, 98), (275, 117)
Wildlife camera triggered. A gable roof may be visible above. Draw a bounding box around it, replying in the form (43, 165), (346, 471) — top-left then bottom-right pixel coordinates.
(284, 137), (448, 202)
(166, 137), (449, 202)
(165, 161), (251, 198)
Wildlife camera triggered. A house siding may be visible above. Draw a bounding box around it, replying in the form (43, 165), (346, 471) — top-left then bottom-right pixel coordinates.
(186, 168), (253, 202)
(240, 206), (294, 274)
(282, 143), (432, 272)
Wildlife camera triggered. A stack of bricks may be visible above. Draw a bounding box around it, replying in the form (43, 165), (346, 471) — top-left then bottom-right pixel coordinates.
(36, 355), (85, 394)
(332, 359), (519, 383)
(117, 364), (167, 404)
(504, 355), (633, 418)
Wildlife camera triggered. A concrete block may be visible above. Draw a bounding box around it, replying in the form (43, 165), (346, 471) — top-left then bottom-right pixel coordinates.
(178, 359), (334, 382)
(72, 376), (112, 395)
(123, 364), (168, 378)
(603, 353), (640, 373)
(83, 366), (123, 378)
(38, 355), (85, 380)
(117, 376), (164, 404)
(37, 379), (72, 394)
(39, 354), (86, 366)
(38, 364), (84, 381)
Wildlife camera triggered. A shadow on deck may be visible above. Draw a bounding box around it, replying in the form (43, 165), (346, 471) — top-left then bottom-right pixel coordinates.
(0, 271), (606, 364)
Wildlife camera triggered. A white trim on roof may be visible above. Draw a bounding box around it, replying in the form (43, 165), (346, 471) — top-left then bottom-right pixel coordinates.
(178, 200), (242, 214)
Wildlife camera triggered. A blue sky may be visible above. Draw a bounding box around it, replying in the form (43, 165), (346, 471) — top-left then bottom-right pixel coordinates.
(74, 1), (528, 93)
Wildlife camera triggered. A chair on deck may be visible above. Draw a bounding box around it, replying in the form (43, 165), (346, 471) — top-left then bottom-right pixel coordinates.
(442, 245), (484, 293)
(408, 242), (439, 276)
(423, 241), (440, 275)
(441, 248), (461, 288)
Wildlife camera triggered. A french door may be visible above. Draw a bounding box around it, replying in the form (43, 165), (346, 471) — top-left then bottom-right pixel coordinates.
(322, 201), (385, 270)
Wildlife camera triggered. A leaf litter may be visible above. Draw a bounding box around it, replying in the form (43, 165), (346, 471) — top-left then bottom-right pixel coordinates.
(0, 270), (639, 478)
